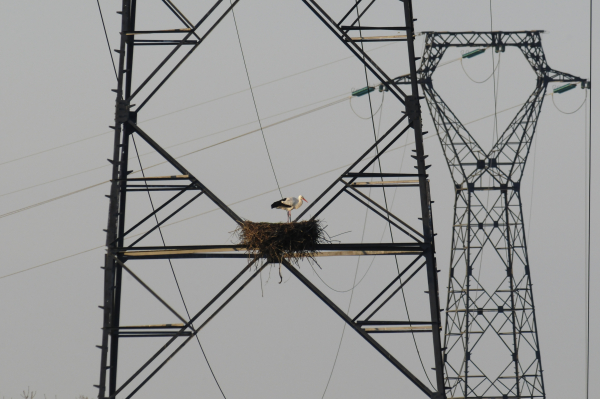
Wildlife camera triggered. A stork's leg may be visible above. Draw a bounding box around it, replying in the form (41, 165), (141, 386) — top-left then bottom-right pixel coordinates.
(288, 210), (291, 223)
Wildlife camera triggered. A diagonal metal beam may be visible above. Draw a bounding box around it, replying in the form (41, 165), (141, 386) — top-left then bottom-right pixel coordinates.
(345, 184), (424, 240)
(128, 192), (203, 247)
(127, 0), (241, 102)
(281, 258), (435, 397)
(113, 260), (268, 399)
(116, 183), (192, 242)
(115, 258), (189, 325)
(294, 117), (409, 221)
(353, 254), (423, 322)
(111, 258), (260, 398)
(301, 0), (408, 104)
(128, 121), (244, 224)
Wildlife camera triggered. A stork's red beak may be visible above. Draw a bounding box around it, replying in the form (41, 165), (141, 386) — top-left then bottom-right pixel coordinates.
(303, 198), (309, 203)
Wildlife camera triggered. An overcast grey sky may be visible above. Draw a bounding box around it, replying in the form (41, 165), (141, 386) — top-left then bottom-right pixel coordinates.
(0, 0), (597, 398)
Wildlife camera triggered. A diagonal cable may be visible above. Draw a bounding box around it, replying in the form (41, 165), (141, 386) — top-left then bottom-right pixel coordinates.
(95, 0), (118, 80)
(229, 2), (282, 197)
(131, 136), (227, 399)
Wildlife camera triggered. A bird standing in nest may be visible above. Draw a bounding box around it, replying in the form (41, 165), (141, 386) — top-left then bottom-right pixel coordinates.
(271, 195), (308, 222)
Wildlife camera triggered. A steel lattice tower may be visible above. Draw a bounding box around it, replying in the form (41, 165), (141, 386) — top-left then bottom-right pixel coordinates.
(396, 31), (589, 399)
(97, 1), (447, 398)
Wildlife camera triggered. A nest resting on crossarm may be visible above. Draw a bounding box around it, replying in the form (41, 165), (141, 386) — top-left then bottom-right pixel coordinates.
(235, 220), (326, 266)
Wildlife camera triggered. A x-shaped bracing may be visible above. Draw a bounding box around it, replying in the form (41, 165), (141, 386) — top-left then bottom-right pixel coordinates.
(100, 0), (446, 398)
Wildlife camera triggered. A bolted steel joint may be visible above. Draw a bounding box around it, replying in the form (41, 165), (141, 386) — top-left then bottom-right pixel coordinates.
(405, 95), (422, 127)
(115, 100), (129, 123)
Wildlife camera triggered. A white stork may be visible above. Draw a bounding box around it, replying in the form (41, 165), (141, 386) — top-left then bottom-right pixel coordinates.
(271, 195), (308, 222)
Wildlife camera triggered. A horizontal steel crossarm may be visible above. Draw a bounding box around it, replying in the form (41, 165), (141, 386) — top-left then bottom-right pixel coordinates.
(420, 31), (545, 48)
(127, 121), (243, 224)
(300, 0), (408, 104)
(281, 259), (436, 398)
(119, 243), (425, 260)
(545, 68), (587, 83)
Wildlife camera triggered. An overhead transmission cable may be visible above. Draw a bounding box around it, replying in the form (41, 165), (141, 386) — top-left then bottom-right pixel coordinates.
(93, 4), (226, 395)
(0, 93), (349, 199)
(95, 0), (118, 80)
(131, 137), (227, 399)
(0, 43), (395, 168)
(0, 134), (431, 284)
(319, 90), (386, 398)
(360, 19), (434, 389)
(0, 95), (537, 221)
(231, 3), (282, 197)
(586, 1), (592, 397)
(460, 52), (500, 84)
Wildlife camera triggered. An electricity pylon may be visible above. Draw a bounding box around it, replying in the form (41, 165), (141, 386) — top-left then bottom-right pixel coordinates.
(396, 31), (589, 399)
(97, 1), (446, 398)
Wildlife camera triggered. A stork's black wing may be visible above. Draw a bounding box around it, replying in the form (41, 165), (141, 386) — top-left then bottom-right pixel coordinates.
(271, 199), (288, 209)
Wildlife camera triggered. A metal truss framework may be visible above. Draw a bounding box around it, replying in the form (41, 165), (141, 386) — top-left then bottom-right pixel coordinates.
(396, 31), (588, 399)
(97, 1), (446, 398)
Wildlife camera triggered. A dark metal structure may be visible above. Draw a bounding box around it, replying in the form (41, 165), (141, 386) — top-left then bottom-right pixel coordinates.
(97, 1), (446, 398)
(395, 31), (589, 399)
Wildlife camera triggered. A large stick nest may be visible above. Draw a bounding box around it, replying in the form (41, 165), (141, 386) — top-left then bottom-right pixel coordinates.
(234, 220), (327, 266)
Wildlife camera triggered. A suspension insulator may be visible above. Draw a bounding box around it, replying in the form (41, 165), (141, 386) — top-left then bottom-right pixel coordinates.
(352, 86), (375, 97)
(462, 48), (486, 59)
(553, 83), (577, 94)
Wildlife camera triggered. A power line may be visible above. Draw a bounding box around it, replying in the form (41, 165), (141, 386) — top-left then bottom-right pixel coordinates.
(319, 86), (387, 399)
(0, 96), (351, 220)
(586, 0), (592, 396)
(0, 93), (349, 199)
(0, 181), (107, 219)
(0, 44), (394, 169)
(551, 89), (588, 114)
(131, 136), (227, 399)
(95, 0), (118, 80)
(2, 91), (538, 221)
(6, 86), (531, 201)
(229, 2), (282, 198)
(0, 136), (433, 281)
(460, 52), (500, 84)
(361, 21), (435, 392)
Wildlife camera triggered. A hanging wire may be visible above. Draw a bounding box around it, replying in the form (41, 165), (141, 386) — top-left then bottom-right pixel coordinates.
(460, 52), (500, 84)
(0, 133), (433, 281)
(349, 92), (385, 119)
(131, 136), (228, 399)
(93, 2), (226, 395)
(229, 1), (282, 198)
(585, 0), (592, 395)
(356, 3), (434, 389)
(320, 84), (388, 397)
(474, 0), (501, 294)
(319, 189), (372, 398)
(95, 0), (118, 80)
(0, 44), (395, 169)
(551, 89), (588, 114)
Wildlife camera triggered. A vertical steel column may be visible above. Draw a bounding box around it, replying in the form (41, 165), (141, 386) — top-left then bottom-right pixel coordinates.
(98, 1), (136, 398)
(402, 2), (445, 396)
